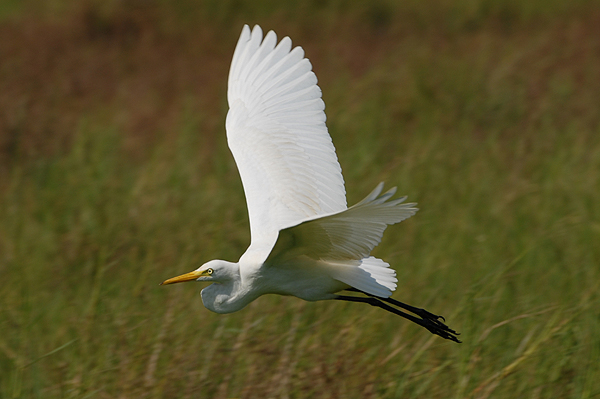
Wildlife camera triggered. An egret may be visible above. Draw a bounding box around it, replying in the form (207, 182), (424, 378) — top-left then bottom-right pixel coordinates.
(162, 25), (460, 343)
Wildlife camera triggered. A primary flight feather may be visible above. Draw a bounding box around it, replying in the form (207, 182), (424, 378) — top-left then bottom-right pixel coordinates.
(162, 25), (460, 343)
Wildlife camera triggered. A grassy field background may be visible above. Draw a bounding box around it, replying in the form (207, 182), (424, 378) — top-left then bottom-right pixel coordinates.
(1, 0), (600, 398)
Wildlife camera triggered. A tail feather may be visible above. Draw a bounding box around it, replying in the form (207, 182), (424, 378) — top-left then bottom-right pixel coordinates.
(327, 257), (397, 297)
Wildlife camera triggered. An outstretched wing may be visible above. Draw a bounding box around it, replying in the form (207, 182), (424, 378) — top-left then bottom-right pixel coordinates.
(226, 25), (347, 249)
(266, 184), (418, 264)
(265, 184), (418, 297)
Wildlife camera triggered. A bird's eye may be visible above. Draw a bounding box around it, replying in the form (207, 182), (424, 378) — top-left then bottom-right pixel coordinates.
(207, 268), (214, 275)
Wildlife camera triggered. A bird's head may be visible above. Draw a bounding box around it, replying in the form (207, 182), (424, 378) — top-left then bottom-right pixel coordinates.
(160, 259), (237, 286)
(161, 259), (245, 313)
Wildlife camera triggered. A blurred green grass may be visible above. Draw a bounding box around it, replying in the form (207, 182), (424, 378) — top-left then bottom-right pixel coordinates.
(1, 1), (600, 398)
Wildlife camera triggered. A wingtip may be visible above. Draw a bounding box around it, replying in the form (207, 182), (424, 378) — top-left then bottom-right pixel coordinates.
(241, 24), (251, 38)
(381, 186), (397, 201)
(251, 24), (263, 39)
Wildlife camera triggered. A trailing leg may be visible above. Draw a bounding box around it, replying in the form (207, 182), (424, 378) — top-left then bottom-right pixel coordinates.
(337, 290), (461, 343)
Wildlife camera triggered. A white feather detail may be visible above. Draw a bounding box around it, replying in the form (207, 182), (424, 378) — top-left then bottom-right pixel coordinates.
(325, 257), (397, 297)
(227, 24), (346, 250)
(265, 184), (417, 296)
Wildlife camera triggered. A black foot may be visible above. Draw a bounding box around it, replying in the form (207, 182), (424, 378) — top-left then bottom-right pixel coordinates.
(338, 289), (461, 343)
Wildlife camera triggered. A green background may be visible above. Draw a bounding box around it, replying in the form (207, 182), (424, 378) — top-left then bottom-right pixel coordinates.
(1, 0), (599, 397)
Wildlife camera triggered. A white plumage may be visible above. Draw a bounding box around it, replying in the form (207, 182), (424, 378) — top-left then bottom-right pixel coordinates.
(162, 25), (460, 343)
(227, 25), (346, 248)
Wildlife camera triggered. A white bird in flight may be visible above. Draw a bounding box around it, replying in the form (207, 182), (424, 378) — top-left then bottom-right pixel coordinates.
(162, 25), (460, 342)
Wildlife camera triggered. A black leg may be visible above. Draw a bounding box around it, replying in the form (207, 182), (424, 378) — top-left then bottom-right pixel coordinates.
(345, 288), (446, 321)
(338, 290), (461, 343)
(380, 296), (446, 322)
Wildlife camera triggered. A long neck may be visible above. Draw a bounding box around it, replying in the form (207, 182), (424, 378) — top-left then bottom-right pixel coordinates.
(200, 261), (258, 314)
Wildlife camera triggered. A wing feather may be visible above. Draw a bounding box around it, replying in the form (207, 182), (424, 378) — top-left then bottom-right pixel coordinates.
(227, 25), (346, 249)
(265, 184), (417, 296)
(267, 184), (418, 263)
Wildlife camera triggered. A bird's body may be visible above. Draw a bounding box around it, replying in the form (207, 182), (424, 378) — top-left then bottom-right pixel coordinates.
(162, 25), (460, 342)
(199, 258), (348, 314)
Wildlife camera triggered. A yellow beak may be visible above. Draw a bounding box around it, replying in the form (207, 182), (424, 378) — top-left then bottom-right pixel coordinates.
(160, 270), (204, 285)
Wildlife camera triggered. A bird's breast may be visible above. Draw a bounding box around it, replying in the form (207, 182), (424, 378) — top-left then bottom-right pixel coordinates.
(200, 283), (258, 314)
